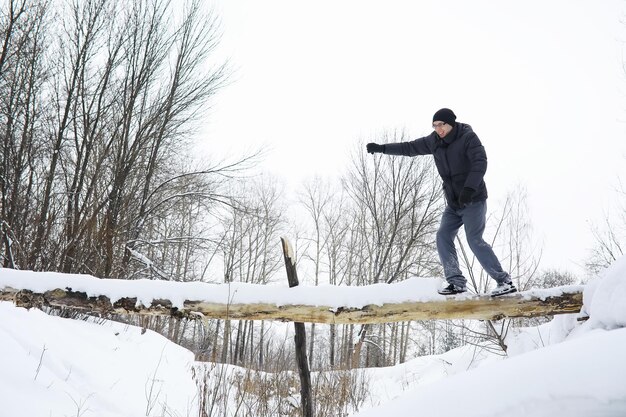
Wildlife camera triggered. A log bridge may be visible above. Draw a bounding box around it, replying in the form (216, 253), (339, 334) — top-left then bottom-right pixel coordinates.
(0, 240), (585, 324)
(0, 285), (584, 323)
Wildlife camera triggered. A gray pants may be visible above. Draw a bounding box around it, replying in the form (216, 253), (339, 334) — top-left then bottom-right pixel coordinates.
(437, 200), (509, 287)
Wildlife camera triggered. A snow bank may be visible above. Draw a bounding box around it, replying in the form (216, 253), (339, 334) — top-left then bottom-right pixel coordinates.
(507, 254), (626, 356)
(360, 344), (498, 407)
(354, 255), (626, 417)
(0, 302), (198, 417)
(581, 254), (626, 329)
(355, 327), (626, 417)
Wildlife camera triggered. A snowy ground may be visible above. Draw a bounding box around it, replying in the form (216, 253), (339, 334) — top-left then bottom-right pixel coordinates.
(0, 302), (198, 417)
(0, 255), (625, 416)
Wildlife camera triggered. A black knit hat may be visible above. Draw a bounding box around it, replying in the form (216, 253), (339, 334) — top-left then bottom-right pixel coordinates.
(432, 108), (456, 126)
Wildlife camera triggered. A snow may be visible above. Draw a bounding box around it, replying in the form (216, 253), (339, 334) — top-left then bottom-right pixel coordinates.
(0, 269), (446, 308)
(352, 255), (626, 417)
(358, 345), (500, 406)
(0, 302), (197, 417)
(581, 254), (626, 329)
(356, 328), (626, 417)
(0, 268), (583, 310)
(0, 255), (625, 416)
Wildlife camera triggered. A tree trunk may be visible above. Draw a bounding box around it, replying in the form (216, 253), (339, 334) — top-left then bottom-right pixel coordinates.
(281, 237), (313, 417)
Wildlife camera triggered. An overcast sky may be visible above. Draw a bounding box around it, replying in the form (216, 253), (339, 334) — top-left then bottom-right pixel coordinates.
(199, 0), (626, 277)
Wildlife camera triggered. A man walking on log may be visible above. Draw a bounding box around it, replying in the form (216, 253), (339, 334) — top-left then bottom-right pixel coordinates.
(366, 108), (516, 297)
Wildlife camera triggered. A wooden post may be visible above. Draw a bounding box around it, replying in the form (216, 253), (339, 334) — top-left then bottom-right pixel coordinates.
(281, 237), (313, 417)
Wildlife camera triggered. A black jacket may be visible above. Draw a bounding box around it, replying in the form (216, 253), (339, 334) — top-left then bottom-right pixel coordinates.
(384, 123), (488, 209)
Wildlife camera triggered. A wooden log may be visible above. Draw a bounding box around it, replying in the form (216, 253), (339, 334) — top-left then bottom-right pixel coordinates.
(0, 285), (584, 323)
(281, 237), (313, 417)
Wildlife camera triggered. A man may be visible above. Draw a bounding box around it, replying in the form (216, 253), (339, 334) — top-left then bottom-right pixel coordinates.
(366, 108), (516, 296)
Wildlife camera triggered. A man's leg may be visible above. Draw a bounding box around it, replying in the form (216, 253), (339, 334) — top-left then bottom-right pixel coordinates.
(462, 201), (510, 283)
(437, 205), (466, 287)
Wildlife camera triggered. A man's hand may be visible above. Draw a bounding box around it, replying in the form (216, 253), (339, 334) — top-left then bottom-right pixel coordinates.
(458, 187), (475, 207)
(366, 143), (385, 154)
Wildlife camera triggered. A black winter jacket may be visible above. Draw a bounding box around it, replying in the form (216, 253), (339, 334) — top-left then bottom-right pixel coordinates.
(384, 123), (488, 209)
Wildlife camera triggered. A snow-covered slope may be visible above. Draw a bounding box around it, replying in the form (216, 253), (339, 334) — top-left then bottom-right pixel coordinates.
(354, 255), (626, 417)
(0, 303), (198, 417)
(355, 326), (626, 417)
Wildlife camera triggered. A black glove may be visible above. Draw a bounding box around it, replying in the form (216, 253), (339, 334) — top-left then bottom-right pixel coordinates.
(458, 187), (475, 207)
(366, 143), (385, 154)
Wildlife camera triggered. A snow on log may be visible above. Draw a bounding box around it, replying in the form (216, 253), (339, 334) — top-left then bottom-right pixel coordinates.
(0, 269), (584, 322)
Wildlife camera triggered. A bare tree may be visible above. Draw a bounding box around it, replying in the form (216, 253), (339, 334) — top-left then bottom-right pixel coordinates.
(0, 0), (49, 268)
(215, 177), (285, 367)
(1, 0), (236, 280)
(456, 184), (542, 354)
(586, 179), (625, 274)
(28, 0), (112, 270)
(535, 268), (577, 288)
(299, 177), (333, 369)
(321, 189), (352, 368)
(458, 185), (541, 295)
(344, 132), (442, 367)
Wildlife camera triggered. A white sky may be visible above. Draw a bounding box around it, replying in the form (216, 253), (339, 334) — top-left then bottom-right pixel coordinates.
(198, 0), (626, 277)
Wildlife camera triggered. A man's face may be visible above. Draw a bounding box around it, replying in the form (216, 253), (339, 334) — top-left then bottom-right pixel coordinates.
(433, 121), (453, 138)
